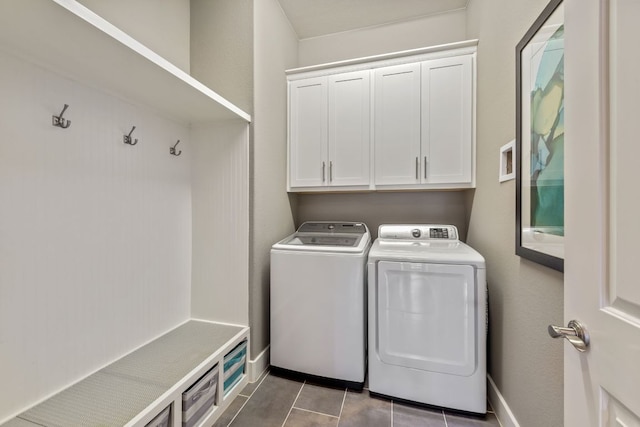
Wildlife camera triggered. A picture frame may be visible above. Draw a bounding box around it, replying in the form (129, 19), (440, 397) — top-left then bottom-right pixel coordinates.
(515, 0), (564, 272)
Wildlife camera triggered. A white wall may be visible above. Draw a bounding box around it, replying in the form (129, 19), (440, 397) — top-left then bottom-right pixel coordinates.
(251, 0), (299, 360)
(190, 0), (254, 114)
(191, 120), (250, 326)
(76, 0), (191, 73)
(298, 9), (467, 67)
(0, 51), (192, 421)
(465, 1), (564, 426)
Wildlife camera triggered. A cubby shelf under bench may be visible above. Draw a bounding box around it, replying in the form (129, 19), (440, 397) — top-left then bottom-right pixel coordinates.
(2, 321), (250, 427)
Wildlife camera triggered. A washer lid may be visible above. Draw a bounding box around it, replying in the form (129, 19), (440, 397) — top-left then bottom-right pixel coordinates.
(281, 234), (362, 247)
(297, 221), (368, 235)
(272, 221), (371, 253)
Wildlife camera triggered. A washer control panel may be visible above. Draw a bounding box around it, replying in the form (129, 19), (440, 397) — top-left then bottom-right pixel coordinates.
(378, 225), (458, 241)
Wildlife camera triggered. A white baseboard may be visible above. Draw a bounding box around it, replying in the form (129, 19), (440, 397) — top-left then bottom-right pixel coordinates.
(248, 345), (269, 382)
(487, 374), (520, 427)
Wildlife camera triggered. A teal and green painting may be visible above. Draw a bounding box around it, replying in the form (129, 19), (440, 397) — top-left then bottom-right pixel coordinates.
(530, 24), (564, 236)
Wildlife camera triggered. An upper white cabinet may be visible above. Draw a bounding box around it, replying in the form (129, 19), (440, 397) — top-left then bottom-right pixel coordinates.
(373, 63), (421, 186)
(287, 40), (477, 192)
(289, 77), (328, 188)
(328, 71), (371, 187)
(422, 55), (473, 185)
(289, 71), (371, 189)
(374, 56), (474, 188)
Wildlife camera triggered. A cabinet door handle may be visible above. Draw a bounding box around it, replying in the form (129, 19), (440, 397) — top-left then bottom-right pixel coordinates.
(424, 156), (428, 179)
(329, 161), (333, 182)
(415, 157), (419, 180)
(322, 161), (326, 182)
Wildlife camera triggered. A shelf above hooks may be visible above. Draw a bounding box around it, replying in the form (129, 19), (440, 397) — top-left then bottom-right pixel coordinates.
(52, 104), (71, 128)
(0, 0), (251, 124)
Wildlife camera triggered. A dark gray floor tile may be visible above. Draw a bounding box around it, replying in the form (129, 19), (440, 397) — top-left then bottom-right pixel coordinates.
(393, 402), (446, 427)
(284, 408), (339, 427)
(338, 390), (391, 427)
(239, 368), (269, 397)
(229, 374), (303, 427)
(444, 412), (501, 427)
(294, 383), (345, 417)
(213, 395), (248, 427)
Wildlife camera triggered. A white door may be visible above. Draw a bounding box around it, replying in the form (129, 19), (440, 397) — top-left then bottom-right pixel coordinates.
(421, 55), (473, 185)
(289, 76), (328, 188)
(564, 0), (640, 425)
(373, 63), (421, 185)
(328, 70), (371, 187)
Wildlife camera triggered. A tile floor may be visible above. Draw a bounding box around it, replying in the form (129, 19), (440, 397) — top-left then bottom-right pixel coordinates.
(214, 371), (501, 427)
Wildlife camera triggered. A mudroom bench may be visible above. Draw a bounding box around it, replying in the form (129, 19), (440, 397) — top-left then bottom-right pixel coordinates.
(3, 320), (249, 427)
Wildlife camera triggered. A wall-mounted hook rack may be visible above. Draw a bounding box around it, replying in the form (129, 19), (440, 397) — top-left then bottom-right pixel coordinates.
(124, 126), (138, 145)
(170, 140), (182, 156)
(52, 104), (71, 128)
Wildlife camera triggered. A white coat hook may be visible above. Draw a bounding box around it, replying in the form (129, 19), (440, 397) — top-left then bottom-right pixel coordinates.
(52, 104), (71, 128)
(170, 140), (182, 156)
(124, 126), (138, 145)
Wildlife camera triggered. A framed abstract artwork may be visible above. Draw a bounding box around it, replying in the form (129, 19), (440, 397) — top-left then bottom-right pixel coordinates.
(516, 0), (564, 272)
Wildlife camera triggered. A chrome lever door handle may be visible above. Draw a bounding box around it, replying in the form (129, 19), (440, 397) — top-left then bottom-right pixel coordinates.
(548, 320), (590, 352)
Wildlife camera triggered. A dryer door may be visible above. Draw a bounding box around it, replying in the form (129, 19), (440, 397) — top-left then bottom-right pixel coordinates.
(376, 261), (477, 376)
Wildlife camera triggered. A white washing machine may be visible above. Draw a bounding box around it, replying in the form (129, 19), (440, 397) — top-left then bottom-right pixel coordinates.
(368, 224), (486, 414)
(270, 221), (371, 388)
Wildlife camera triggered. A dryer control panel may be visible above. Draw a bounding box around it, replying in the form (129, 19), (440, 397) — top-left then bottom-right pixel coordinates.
(378, 224), (459, 241)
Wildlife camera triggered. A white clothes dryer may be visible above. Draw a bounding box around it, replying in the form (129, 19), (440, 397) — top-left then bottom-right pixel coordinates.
(368, 224), (486, 415)
(271, 221), (371, 388)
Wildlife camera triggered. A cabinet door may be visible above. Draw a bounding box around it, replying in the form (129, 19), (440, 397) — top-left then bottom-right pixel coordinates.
(374, 63), (421, 185)
(289, 77), (328, 188)
(328, 70), (371, 187)
(421, 55), (473, 184)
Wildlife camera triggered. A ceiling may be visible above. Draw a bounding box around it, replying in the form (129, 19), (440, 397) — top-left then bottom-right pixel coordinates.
(277, 0), (470, 39)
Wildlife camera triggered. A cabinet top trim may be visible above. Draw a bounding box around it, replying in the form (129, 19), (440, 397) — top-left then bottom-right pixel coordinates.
(286, 39), (478, 78)
(0, 0), (251, 124)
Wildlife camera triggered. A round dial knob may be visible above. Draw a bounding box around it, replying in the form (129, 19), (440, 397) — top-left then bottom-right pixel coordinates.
(411, 228), (421, 238)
